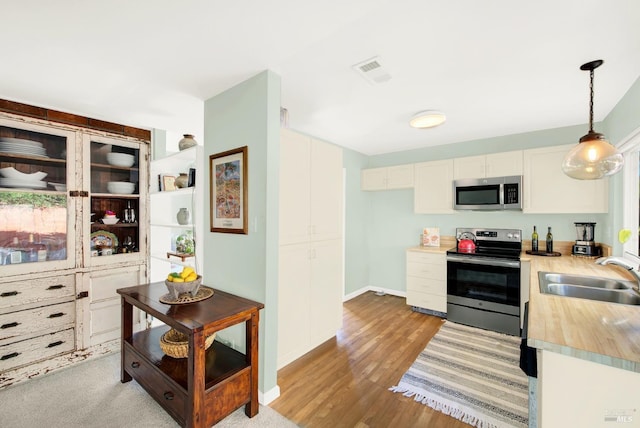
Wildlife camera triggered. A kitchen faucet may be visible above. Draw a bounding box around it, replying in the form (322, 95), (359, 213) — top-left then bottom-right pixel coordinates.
(595, 254), (640, 293)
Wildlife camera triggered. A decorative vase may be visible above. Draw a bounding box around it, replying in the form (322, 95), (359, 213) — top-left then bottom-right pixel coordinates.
(175, 173), (189, 188)
(176, 208), (190, 225)
(178, 134), (197, 151)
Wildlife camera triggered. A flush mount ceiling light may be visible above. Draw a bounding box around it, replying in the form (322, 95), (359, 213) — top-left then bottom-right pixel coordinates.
(409, 110), (446, 129)
(562, 59), (624, 180)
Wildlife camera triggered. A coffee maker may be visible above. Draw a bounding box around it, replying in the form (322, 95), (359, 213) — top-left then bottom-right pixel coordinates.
(572, 222), (602, 256)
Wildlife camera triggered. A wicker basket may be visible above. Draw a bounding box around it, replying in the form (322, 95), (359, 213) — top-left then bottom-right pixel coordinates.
(159, 328), (216, 359)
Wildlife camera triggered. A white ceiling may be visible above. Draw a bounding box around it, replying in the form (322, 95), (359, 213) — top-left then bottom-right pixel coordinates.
(2, 0), (639, 155)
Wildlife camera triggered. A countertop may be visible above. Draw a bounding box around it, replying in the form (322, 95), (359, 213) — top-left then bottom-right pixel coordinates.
(525, 254), (640, 372)
(408, 241), (640, 372)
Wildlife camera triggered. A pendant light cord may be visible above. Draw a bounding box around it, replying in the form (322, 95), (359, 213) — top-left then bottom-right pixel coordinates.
(588, 69), (595, 133)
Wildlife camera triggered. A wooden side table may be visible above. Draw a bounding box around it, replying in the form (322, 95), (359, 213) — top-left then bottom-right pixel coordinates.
(117, 283), (264, 428)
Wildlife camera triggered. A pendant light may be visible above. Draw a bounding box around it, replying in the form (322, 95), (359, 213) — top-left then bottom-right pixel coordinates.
(562, 60), (624, 180)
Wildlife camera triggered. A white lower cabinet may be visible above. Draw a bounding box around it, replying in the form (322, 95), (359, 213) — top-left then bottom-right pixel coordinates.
(406, 250), (447, 314)
(538, 350), (640, 427)
(78, 264), (145, 348)
(278, 239), (343, 369)
(0, 273), (76, 372)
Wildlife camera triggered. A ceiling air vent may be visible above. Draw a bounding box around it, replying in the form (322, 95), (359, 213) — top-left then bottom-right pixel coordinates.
(352, 56), (391, 84)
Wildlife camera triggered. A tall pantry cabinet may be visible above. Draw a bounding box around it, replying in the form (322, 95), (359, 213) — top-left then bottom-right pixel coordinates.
(0, 100), (148, 385)
(278, 128), (343, 369)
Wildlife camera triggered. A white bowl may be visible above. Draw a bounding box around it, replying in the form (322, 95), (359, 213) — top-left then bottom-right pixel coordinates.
(102, 217), (120, 225)
(0, 167), (47, 181)
(106, 152), (135, 167)
(107, 181), (135, 194)
(48, 182), (67, 191)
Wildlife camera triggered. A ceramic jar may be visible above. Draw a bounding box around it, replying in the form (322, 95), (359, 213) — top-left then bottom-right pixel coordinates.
(176, 208), (190, 225)
(178, 134), (197, 151)
(175, 173), (189, 188)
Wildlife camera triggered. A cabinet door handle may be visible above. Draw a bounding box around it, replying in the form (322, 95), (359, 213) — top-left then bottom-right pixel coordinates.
(46, 285), (65, 290)
(163, 391), (174, 401)
(1, 322), (19, 329)
(1, 352), (20, 360)
(47, 340), (64, 348)
(131, 361), (140, 369)
(48, 312), (64, 318)
(1, 291), (19, 297)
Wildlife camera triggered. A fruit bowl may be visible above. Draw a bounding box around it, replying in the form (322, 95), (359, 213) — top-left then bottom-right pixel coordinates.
(164, 275), (202, 300)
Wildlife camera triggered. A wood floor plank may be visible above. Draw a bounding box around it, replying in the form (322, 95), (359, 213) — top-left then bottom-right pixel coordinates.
(270, 292), (470, 427)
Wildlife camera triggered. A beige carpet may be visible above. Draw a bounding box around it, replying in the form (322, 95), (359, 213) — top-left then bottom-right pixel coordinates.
(0, 352), (297, 428)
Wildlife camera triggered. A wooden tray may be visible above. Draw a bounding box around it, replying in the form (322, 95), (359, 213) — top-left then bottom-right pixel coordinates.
(525, 250), (561, 257)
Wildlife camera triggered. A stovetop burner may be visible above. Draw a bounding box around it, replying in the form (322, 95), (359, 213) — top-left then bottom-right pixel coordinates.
(448, 227), (522, 260)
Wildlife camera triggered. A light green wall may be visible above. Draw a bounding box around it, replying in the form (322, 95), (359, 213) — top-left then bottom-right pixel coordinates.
(343, 148), (371, 295)
(603, 75), (640, 255)
(346, 91), (640, 293)
(203, 70), (280, 395)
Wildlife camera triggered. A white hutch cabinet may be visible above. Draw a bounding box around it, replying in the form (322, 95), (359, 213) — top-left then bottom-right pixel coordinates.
(0, 100), (148, 385)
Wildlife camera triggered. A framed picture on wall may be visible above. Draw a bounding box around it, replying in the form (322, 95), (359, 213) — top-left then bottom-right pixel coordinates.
(210, 146), (248, 234)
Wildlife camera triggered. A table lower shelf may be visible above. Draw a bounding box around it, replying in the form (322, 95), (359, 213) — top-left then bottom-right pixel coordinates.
(123, 325), (253, 427)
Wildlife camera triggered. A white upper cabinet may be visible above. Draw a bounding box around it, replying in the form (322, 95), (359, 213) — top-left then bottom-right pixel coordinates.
(361, 164), (414, 190)
(279, 128), (343, 245)
(453, 151), (523, 179)
(523, 144), (608, 213)
(414, 159), (456, 214)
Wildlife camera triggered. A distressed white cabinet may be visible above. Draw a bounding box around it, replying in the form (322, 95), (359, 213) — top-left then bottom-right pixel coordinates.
(406, 250), (447, 314)
(278, 128), (343, 369)
(453, 150), (523, 179)
(361, 164), (414, 190)
(523, 145), (608, 213)
(414, 159), (456, 214)
(0, 101), (149, 380)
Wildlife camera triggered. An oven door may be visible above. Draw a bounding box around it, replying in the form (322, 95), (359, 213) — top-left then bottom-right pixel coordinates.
(446, 255), (520, 313)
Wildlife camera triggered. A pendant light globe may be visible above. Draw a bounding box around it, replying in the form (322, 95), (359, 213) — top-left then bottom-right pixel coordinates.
(562, 59), (624, 180)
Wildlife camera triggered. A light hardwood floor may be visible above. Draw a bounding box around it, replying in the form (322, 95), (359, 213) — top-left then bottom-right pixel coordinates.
(270, 292), (469, 427)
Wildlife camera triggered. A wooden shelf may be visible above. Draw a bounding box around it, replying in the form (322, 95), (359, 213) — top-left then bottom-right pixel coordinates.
(127, 325), (249, 391)
(167, 252), (194, 261)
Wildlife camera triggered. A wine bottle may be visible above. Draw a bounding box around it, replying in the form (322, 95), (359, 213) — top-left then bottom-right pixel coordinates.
(546, 227), (553, 253)
(531, 226), (538, 252)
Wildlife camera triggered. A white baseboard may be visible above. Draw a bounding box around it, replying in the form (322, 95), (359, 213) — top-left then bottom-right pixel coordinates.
(343, 286), (406, 302)
(259, 384), (281, 405)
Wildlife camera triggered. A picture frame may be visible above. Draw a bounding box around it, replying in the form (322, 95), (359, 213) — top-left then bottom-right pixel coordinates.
(210, 146), (248, 234)
(160, 174), (176, 191)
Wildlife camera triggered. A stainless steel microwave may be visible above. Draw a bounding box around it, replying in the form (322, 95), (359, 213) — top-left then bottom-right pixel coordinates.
(453, 175), (523, 210)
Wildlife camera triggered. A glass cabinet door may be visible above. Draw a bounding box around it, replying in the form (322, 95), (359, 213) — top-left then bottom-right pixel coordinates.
(0, 118), (77, 274)
(85, 134), (147, 266)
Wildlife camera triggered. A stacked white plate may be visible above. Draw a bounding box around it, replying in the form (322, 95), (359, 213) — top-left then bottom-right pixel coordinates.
(0, 166), (48, 189)
(0, 137), (48, 158)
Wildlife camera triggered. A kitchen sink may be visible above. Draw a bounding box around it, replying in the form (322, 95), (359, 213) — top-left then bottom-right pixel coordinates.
(538, 271), (640, 305)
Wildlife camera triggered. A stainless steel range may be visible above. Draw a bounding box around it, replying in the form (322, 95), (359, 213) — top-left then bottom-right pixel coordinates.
(446, 227), (522, 336)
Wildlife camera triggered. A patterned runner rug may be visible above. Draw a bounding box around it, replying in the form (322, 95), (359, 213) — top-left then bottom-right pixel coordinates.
(390, 321), (528, 428)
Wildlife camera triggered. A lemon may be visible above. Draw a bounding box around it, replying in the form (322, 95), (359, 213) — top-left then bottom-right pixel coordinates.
(618, 229), (632, 244)
(173, 277), (185, 283)
(185, 272), (197, 282)
(166, 274), (174, 282)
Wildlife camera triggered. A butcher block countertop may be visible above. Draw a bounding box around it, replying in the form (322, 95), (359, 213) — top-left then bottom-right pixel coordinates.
(525, 254), (640, 373)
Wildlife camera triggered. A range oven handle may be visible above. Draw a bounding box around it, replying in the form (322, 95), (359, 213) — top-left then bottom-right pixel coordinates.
(446, 255), (520, 269)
